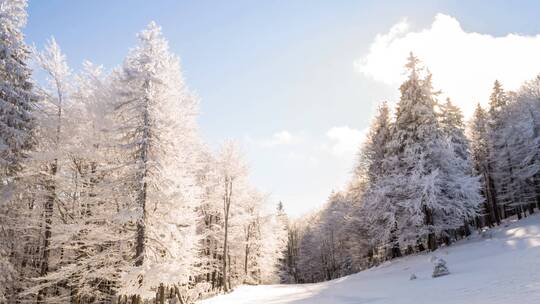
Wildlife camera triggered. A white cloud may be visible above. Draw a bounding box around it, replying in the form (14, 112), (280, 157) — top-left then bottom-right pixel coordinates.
(260, 130), (298, 147)
(253, 127), (366, 167)
(355, 13), (540, 117)
(325, 126), (367, 159)
(286, 151), (319, 167)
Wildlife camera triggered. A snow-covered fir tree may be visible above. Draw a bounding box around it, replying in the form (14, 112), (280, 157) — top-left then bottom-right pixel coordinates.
(440, 98), (470, 164)
(495, 78), (540, 217)
(384, 53), (480, 251)
(514, 76), (540, 210)
(469, 103), (500, 226)
(439, 98), (476, 236)
(487, 80), (514, 219)
(0, 0), (36, 301)
(0, 0), (35, 177)
(112, 22), (201, 299)
(351, 101), (396, 258)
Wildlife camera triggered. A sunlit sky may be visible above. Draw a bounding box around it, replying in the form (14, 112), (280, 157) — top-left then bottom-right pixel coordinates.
(25, 1), (540, 217)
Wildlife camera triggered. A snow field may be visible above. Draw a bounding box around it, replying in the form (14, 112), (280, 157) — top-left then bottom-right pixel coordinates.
(202, 215), (540, 304)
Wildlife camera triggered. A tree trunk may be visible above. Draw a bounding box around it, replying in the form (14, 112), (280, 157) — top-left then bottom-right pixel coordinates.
(228, 254), (232, 289)
(37, 161), (58, 304)
(423, 206), (437, 251)
(222, 177), (232, 292)
(244, 244), (249, 277)
(135, 83), (150, 270)
(389, 223), (401, 258)
(534, 176), (540, 210)
(486, 170), (501, 225)
(159, 284), (165, 304)
(130, 295), (139, 304)
(135, 176), (147, 267)
(463, 220), (471, 237)
(481, 173), (493, 227)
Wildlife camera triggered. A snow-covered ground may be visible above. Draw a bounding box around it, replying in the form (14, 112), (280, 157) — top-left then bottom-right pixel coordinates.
(202, 214), (540, 304)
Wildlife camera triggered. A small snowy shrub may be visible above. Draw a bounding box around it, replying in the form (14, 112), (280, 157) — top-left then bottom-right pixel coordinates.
(480, 228), (493, 239)
(431, 257), (450, 278)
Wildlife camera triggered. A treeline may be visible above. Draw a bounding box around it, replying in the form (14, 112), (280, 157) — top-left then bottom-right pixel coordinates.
(0, 2), (287, 304)
(280, 54), (540, 284)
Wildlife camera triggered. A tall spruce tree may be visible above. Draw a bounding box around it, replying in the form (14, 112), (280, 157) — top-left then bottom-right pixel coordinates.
(440, 98), (470, 164)
(385, 53), (480, 251)
(515, 76), (540, 210)
(113, 22), (201, 299)
(355, 101), (392, 186)
(0, 0), (36, 301)
(0, 0), (38, 302)
(439, 98), (476, 236)
(496, 78), (540, 216)
(470, 103), (500, 226)
(0, 0), (35, 177)
(487, 81), (514, 218)
(352, 101), (397, 257)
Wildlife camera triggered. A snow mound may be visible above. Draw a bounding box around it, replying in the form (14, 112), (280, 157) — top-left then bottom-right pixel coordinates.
(431, 257), (450, 278)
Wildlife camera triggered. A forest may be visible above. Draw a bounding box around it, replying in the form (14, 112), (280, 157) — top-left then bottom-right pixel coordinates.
(1, 1), (539, 304)
(1, 2), (287, 303)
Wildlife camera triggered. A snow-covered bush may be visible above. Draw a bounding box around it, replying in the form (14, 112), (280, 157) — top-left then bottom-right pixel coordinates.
(431, 257), (450, 278)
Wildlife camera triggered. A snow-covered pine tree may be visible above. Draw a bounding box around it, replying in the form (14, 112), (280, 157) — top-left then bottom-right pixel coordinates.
(382, 53), (441, 251)
(112, 22), (201, 299)
(487, 80), (519, 219)
(355, 101), (392, 186)
(498, 77), (540, 216)
(323, 192), (357, 278)
(296, 215), (323, 283)
(351, 101), (396, 258)
(440, 98), (470, 165)
(469, 103), (500, 226)
(280, 207), (300, 284)
(514, 76), (540, 210)
(276, 202), (296, 283)
(294, 191), (358, 283)
(385, 53), (480, 251)
(0, 0), (35, 177)
(439, 98), (477, 237)
(0, 0), (36, 300)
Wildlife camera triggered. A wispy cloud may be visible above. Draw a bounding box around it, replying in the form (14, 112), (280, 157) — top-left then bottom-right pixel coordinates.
(355, 13), (540, 117)
(259, 130), (298, 147)
(324, 126), (367, 159)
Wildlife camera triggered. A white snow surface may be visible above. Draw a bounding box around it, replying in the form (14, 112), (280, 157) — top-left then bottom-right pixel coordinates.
(202, 215), (540, 304)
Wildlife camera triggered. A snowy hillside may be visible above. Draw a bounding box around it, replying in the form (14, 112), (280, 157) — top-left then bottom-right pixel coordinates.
(202, 215), (540, 304)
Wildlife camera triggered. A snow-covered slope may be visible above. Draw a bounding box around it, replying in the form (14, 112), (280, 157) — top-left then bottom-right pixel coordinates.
(202, 215), (540, 304)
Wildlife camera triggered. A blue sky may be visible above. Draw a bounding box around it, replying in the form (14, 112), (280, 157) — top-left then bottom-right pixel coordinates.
(25, 1), (540, 217)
